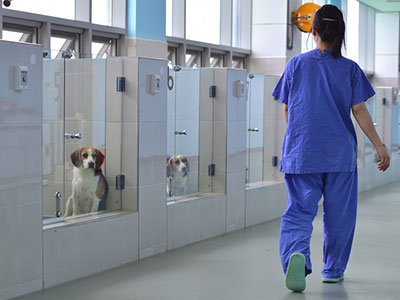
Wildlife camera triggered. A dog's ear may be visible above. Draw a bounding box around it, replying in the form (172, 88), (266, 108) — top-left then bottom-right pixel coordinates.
(95, 150), (105, 172)
(70, 148), (82, 168)
(166, 158), (174, 178)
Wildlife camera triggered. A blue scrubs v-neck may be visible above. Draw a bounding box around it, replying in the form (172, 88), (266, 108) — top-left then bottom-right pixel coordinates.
(272, 49), (375, 174)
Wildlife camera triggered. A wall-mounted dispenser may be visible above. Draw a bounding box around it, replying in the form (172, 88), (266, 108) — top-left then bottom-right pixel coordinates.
(13, 65), (28, 91)
(150, 74), (161, 94)
(234, 80), (246, 98)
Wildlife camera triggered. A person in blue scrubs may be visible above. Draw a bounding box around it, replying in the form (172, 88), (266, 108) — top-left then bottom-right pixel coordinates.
(272, 5), (390, 292)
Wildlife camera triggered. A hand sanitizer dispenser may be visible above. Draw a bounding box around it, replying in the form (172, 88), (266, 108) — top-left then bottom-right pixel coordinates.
(234, 80), (246, 98)
(149, 74), (161, 94)
(14, 65), (28, 91)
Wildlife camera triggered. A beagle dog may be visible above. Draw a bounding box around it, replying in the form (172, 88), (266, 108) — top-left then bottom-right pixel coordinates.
(166, 155), (190, 197)
(65, 147), (108, 217)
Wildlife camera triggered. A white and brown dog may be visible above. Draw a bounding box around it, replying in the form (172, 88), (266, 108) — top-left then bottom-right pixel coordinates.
(65, 147), (108, 217)
(166, 155), (190, 197)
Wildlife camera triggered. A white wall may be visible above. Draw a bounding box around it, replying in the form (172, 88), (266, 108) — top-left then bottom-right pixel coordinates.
(374, 12), (399, 87)
(0, 41), (43, 299)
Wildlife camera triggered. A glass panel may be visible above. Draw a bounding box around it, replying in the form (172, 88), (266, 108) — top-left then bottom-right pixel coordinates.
(246, 74), (265, 185)
(167, 68), (176, 197)
(2, 30), (23, 42)
(232, 0), (240, 48)
(186, 0), (220, 44)
(185, 50), (201, 68)
(64, 59), (107, 216)
(3, 0), (75, 19)
(92, 0), (112, 26)
(166, 0), (173, 36)
(210, 54), (224, 68)
(168, 47), (177, 68)
(50, 36), (79, 59)
(167, 67), (209, 200)
(92, 41), (114, 59)
(43, 58), (65, 221)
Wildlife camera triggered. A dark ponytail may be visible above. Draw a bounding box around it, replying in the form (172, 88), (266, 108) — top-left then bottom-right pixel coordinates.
(312, 5), (346, 58)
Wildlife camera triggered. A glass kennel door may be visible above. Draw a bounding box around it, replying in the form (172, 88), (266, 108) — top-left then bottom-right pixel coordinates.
(43, 58), (65, 221)
(246, 74), (265, 185)
(64, 58), (107, 216)
(167, 67), (201, 198)
(43, 57), (109, 222)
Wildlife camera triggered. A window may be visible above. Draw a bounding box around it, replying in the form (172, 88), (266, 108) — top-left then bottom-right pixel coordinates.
(2, 27), (35, 43)
(168, 47), (177, 67)
(166, 0), (173, 36)
(186, 0), (220, 44)
(210, 53), (224, 68)
(232, 56), (245, 69)
(51, 33), (79, 59)
(3, 0), (75, 20)
(186, 50), (201, 68)
(92, 0), (113, 26)
(232, 0), (241, 48)
(92, 39), (116, 59)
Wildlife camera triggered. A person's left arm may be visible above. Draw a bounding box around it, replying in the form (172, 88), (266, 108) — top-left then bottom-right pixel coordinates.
(283, 104), (288, 124)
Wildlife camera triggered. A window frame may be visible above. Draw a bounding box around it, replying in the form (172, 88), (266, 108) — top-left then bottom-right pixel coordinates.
(166, 0), (251, 68)
(0, 0), (125, 57)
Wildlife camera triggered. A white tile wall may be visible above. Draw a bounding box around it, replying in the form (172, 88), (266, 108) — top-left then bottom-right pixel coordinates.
(225, 69), (248, 232)
(43, 213), (138, 288)
(251, 24), (287, 58)
(245, 182), (288, 227)
(0, 41), (43, 300)
(137, 58), (168, 259)
(167, 194), (226, 250)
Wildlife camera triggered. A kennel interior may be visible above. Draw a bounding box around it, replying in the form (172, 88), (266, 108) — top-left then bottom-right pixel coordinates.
(167, 67), (215, 200)
(42, 56), (137, 224)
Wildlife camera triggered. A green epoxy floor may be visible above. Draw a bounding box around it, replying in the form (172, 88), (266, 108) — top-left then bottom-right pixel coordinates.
(17, 182), (400, 300)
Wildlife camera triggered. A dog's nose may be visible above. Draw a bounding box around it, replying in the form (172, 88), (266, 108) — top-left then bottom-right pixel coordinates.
(88, 162), (95, 169)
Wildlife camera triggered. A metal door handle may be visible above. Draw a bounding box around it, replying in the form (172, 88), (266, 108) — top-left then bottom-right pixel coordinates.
(248, 128), (259, 132)
(175, 130), (187, 135)
(65, 133), (82, 139)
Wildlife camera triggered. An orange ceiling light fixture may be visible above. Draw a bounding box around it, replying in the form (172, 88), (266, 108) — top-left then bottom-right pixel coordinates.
(291, 3), (321, 33)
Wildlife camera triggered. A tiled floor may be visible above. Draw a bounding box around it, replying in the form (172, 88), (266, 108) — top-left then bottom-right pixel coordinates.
(17, 182), (400, 300)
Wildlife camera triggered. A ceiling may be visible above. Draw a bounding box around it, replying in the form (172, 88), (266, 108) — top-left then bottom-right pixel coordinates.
(358, 0), (400, 12)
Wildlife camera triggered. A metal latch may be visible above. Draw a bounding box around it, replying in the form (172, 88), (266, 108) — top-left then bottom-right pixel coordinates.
(116, 175), (125, 190)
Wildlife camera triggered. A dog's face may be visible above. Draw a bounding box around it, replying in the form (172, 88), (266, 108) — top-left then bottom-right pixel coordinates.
(70, 147), (105, 172)
(167, 155), (190, 177)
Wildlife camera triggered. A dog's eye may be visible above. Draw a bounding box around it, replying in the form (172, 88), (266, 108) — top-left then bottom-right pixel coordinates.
(83, 153), (88, 158)
(175, 160), (180, 165)
(92, 154), (97, 159)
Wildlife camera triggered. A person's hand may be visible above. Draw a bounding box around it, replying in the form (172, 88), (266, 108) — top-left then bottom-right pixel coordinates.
(376, 145), (390, 172)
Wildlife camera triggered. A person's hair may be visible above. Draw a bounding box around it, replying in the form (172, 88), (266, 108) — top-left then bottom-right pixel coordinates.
(312, 5), (346, 58)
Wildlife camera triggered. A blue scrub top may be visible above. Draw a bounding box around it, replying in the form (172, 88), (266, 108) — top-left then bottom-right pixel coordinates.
(272, 49), (375, 174)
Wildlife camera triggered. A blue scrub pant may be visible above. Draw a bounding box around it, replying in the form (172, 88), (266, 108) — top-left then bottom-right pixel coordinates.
(280, 171), (358, 279)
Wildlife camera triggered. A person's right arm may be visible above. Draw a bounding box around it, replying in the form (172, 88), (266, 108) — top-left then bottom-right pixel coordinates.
(352, 102), (390, 171)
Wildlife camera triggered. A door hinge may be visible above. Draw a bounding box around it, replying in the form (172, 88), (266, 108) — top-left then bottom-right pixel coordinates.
(208, 164), (216, 176)
(116, 77), (126, 92)
(382, 97), (386, 105)
(116, 174), (125, 190)
(272, 156), (278, 167)
(209, 85), (217, 98)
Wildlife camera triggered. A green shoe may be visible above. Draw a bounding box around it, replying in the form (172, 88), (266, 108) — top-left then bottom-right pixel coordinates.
(322, 276), (344, 283)
(285, 253), (306, 292)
